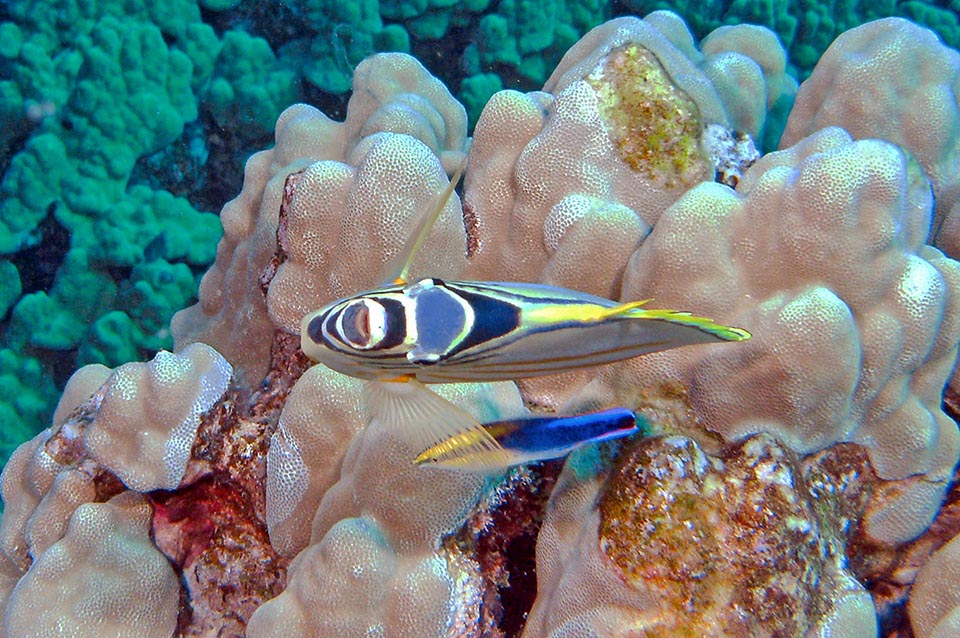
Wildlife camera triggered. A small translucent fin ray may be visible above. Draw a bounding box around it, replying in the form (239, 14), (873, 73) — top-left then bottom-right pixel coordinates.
(362, 378), (511, 470)
(384, 157), (467, 286)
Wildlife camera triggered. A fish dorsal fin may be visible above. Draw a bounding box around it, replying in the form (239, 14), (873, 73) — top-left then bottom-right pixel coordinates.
(609, 301), (752, 342)
(362, 377), (511, 472)
(384, 157), (467, 287)
(594, 299), (652, 319)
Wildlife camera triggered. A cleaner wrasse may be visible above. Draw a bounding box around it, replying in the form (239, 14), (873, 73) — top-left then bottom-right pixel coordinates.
(415, 407), (642, 470)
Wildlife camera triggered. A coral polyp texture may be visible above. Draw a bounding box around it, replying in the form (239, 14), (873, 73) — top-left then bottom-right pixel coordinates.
(3, 10), (960, 638)
(3, 492), (179, 638)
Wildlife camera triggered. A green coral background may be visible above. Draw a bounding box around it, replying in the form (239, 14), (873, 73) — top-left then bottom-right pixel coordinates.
(0, 0), (957, 470)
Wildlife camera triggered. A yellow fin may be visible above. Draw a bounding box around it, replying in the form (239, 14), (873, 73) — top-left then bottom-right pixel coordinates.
(415, 433), (523, 471)
(362, 378), (511, 471)
(605, 301), (751, 342)
(384, 157), (467, 286)
(594, 299), (652, 319)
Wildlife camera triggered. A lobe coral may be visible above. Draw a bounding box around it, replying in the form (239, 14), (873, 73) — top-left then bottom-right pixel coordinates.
(2, 11), (960, 638)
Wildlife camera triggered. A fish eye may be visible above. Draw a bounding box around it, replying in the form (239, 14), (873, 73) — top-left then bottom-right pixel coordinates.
(335, 298), (388, 350)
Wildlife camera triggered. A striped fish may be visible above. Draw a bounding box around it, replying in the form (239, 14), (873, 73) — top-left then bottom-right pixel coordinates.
(415, 407), (640, 470)
(299, 159), (750, 470)
(301, 277), (748, 383)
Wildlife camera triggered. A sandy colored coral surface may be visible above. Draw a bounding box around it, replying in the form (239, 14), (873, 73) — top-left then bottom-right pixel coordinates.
(3, 492), (179, 638)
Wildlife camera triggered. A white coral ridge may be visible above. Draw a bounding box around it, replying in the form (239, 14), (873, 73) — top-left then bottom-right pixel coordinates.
(2, 492), (179, 638)
(265, 365), (366, 558)
(84, 342), (233, 492)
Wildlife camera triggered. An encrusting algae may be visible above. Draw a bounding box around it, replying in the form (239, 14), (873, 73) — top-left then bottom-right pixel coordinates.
(598, 430), (864, 638)
(586, 44), (709, 187)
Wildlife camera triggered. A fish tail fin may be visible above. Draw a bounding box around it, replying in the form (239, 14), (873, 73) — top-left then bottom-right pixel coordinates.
(601, 301), (751, 342)
(363, 378), (512, 472)
(414, 429), (521, 470)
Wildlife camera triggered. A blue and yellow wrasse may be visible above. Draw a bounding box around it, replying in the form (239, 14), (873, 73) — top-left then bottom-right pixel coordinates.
(300, 160), (750, 470)
(415, 407), (640, 470)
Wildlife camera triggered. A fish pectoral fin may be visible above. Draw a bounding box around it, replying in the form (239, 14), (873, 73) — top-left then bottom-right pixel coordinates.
(381, 157), (467, 287)
(362, 378), (511, 471)
(607, 301), (752, 342)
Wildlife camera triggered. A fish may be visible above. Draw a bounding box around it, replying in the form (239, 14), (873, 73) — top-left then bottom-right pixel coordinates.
(300, 159), (750, 470)
(301, 277), (749, 383)
(415, 407), (641, 470)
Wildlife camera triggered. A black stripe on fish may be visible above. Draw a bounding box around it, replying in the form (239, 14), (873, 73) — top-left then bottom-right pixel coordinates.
(442, 283), (523, 358)
(372, 297), (407, 350)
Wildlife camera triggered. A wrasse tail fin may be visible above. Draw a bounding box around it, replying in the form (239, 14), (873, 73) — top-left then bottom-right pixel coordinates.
(362, 378), (511, 471)
(415, 419), (525, 470)
(603, 301), (751, 342)
(384, 157), (467, 287)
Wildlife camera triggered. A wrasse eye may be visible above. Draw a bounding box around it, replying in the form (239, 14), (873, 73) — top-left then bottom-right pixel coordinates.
(336, 298), (388, 350)
(346, 302), (370, 341)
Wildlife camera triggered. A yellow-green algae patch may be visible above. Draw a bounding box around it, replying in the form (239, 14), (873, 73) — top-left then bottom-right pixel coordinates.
(598, 433), (838, 637)
(586, 44), (710, 188)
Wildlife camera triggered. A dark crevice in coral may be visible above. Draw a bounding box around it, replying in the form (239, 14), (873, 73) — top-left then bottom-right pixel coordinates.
(409, 20), (478, 92)
(47, 347), (81, 388)
(447, 459), (564, 637)
(876, 595), (913, 638)
(10, 203), (70, 295)
(0, 122), (32, 180)
(190, 111), (261, 214)
(103, 264), (133, 285)
(259, 170), (300, 297)
(174, 575), (195, 638)
(943, 385), (960, 424)
(461, 198), (480, 257)
(497, 516), (543, 634)
(129, 120), (216, 210)
(199, 1), (306, 49)
(301, 80), (349, 125)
